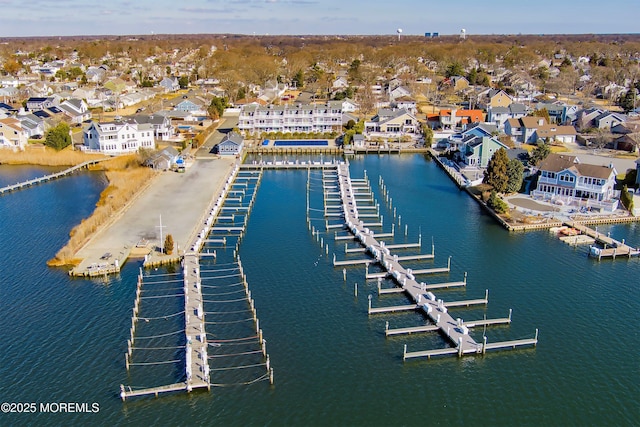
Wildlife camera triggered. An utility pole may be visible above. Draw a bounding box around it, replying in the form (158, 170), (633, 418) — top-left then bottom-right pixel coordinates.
(156, 215), (166, 254)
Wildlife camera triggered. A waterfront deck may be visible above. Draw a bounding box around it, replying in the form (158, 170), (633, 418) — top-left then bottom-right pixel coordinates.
(334, 163), (538, 360)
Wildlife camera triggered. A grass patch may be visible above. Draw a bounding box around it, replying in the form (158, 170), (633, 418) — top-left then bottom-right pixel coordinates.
(0, 145), (105, 166)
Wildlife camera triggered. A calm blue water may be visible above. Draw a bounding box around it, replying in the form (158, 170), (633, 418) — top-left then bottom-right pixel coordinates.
(0, 156), (638, 426)
(273, 140), (329, 146)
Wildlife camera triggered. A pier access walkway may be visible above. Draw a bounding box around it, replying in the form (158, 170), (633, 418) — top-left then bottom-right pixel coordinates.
(334, 163), (537, 359)
(0, 158), (110, 195)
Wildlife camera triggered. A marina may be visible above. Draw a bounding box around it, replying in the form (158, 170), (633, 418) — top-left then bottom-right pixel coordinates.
(120, 165), (273, 400)
(323, 162), (538, 359)
(0, 154), (638, 426)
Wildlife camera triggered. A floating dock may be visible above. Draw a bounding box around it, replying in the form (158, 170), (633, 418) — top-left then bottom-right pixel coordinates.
(333, 163), (538, 360)
(562, 221), (640, 260)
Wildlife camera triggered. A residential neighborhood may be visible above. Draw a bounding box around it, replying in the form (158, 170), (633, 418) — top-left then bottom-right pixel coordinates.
(0, 34), (638, 217)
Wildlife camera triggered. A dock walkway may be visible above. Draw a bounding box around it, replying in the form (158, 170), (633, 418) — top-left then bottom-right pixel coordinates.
(334, 163), (537, 360)
(564, 221), (640, 259)
(0, 158), (109, 195)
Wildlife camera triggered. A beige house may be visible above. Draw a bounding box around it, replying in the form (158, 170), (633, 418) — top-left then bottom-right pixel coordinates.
(488, 89), (513, 108)
(364, 108), (420, 138)
(0, 117), (28, 150)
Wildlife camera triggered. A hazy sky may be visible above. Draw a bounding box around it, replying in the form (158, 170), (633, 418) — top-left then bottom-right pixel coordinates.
(1, 0), (639, 37)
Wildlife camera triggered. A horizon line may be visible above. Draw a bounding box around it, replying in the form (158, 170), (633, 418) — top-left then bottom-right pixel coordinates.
(1, 32), (640, 40)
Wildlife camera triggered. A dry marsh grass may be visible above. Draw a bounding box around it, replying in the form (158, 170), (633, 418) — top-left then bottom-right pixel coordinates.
(48, 155), (157, 266)
(0, 146), (105, 166)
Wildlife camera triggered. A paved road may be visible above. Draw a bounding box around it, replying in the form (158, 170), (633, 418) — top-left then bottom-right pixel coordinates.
(196, 113), (240, 158)
(563, 142), (638, 174)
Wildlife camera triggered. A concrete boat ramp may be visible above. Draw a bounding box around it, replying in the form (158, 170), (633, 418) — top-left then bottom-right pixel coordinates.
(324, 163), (538, 360)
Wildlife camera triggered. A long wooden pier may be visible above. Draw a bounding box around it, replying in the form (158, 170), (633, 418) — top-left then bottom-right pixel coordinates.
(333, 163), (538, 360)
(0, 158), (109, 195)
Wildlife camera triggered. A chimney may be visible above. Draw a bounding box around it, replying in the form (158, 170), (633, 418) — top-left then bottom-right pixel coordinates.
(538, 119), (544, 126)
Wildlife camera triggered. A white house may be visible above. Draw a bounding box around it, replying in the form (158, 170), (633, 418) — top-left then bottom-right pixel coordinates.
(239, 101), (342, 135)
(159, 76), (180, 92)
(17, 113), (46, 138)
(83, 120), (155, 154)
(532, 153), (619, 212)
(340, 98), (359, 113)
(127, 114), (174, 141)
(0, 118), (28, 150)
(58, 98), (91, 124)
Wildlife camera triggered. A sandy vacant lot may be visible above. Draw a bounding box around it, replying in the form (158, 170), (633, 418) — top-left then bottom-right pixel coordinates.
(74, 156), (236, 272)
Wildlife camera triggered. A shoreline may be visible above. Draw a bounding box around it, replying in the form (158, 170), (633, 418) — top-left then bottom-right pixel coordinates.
(427, 149), (639, 232)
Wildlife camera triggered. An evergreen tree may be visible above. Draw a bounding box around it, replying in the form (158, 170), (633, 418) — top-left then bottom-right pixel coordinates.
(618, 89), (637, 113)
(422, 126), (433, 146)
(620, 185), (634, 213)
(44, 122), (72, 151)
(483, 147), (509, 193)
(164, 234), (174, 255)
(529, 142), (551, 166)
(208, 96), (228, 120)
(487, 190), (509, 214)
(506, 158), (524, 193)
(293, 69), (304, 89)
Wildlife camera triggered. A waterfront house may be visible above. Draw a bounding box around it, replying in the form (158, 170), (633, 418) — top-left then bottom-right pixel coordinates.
(17, 113), (46, 139)
(83, 120), (155, 154)
(217, 132), (244, 156)
(238, 101), (342, 135)
(458, 135), (509, 168)
(126, 114), (174, 141)
(0, 117), (28, 150)
(364, 108), (420, 139)
(532, 153), (619, 211)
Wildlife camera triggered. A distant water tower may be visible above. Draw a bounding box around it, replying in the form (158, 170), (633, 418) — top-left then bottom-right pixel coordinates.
(397, 28), (403, 41)
(460, 28), (467, 40)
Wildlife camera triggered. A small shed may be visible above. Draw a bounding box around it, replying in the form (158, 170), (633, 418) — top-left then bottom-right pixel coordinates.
(352, 134), (366, 148)
(217, 133), (244, 156)
(144, 146), (180, 170)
